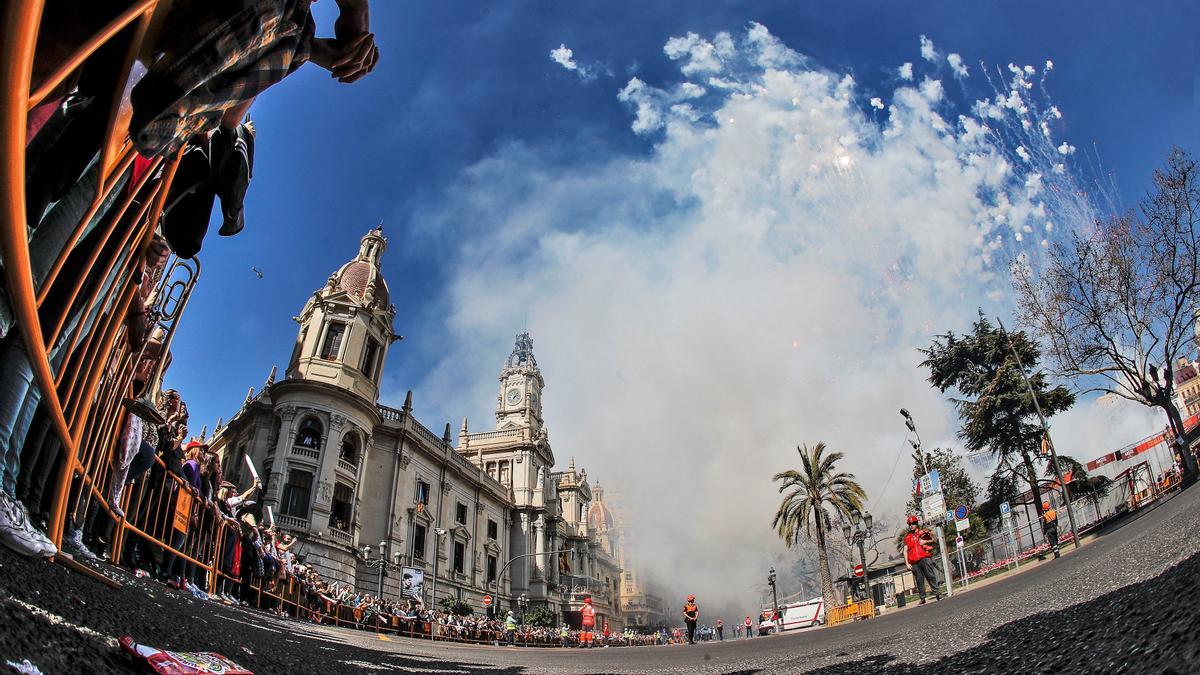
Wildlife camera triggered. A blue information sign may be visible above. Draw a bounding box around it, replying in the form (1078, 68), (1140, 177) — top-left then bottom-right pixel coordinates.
(954, 504), (968, 520)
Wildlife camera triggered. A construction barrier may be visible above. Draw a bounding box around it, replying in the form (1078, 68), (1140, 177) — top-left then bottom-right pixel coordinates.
(826, 599), (875, 626)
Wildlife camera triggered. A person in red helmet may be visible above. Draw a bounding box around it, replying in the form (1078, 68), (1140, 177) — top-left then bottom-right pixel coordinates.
(1041, 501), (1060, 559)
(682, 595), (699, 644)
(902, 514), (941, 604)
(581, 596), (597, 647)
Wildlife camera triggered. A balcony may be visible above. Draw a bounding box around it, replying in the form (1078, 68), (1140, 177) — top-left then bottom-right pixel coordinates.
(336, 457), (358, 476)
(292, 444), (320, 461)
(329, 527), (352, 545)
(276, 513), (308, 530)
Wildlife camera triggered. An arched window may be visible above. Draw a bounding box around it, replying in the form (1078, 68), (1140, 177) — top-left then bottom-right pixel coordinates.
(295, 417), (323, 449)
(340, 434), (359, 464)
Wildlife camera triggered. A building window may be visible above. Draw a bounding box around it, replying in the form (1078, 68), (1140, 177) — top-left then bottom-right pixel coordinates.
(412, 523), (426, 561)
(329, 483), (353, 532)
(487, 519), (498, 540)
(339, 435), (359, 464)
(416, 480), (430, 506)
(320, 322), (346, 360)
(487, 555), (497, 583)
(361, 337), (380, 379)
(486, 462), (496, 480)
(455, 502), (467, 525)
(295, 418), (322, 448)
(280, 469), (313, 518)
(498, 461), (509, 485)
(453, 541), (465, 575)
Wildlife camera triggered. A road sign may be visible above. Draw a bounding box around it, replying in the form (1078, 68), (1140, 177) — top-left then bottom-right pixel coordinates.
(853, 564), (864, 578)
(955, 517), (970, 533)
(921, 493), (946, 521)
(955, 534), (964, 547)
(483, 594), (493, 607)
(954, 505), (968, 520)
(999, 501), (1011, 516)
(919, 470), (942, 496)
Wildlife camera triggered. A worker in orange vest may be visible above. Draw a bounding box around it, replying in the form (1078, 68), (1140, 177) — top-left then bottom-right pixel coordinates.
(682, 595), (699, 645)
(580, 596), (596, 647)
(1042, 501), (1060, 559)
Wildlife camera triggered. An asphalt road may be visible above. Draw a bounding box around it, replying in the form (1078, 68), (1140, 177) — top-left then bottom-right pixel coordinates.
(3, 485), (1199, 673)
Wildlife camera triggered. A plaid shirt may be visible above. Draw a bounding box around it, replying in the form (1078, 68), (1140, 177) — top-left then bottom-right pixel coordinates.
(130, 0), (315, 157)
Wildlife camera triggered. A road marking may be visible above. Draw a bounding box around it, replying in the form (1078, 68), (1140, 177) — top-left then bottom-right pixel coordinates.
(378, 634), (391, 641)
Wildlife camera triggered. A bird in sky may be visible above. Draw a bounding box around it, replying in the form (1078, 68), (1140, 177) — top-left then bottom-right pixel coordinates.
(251, 266), (264, 279)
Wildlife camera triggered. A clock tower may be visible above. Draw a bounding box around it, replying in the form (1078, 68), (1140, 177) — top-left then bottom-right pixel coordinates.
(496, 331), (544, 432)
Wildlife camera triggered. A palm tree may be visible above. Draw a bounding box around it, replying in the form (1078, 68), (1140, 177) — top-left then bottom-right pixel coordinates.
(772, 442), (867, 605)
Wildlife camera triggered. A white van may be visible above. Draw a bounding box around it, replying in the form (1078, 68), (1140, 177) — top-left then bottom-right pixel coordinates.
(759, 598), (825, 634)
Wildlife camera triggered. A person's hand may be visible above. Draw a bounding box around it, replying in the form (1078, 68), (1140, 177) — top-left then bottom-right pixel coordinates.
(309, 35), (378, 83)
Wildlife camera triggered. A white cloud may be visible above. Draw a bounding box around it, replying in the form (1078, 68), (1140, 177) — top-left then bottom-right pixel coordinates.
(549, 42), (606, 82)
(412, 25), (1139, 611)
(869, 97), (885, 110)
(947, 53), (969, 78)
(899, 62), (914, 80)
(616, 77), (663, 134)
(920, 34), (940, 63)
(550, 44), (577, 71)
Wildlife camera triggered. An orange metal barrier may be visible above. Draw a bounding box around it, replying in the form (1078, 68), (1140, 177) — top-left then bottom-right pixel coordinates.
(826, 599), (875, 626)
(1, 0), (185, 560)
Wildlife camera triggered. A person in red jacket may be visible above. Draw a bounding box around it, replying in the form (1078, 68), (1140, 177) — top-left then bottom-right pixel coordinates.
(580, 596), (596, 647)
(903, 514), (942, 604)
(743, 615), (754, 638)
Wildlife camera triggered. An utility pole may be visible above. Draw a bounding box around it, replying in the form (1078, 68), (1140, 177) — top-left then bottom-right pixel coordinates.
(996, 317), (1080, 550)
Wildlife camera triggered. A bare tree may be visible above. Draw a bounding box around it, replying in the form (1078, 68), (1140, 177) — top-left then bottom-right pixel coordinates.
(1014, 148), (1200, 486)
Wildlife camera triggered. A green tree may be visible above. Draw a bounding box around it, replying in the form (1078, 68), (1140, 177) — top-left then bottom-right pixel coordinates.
(772, 442), (867, 605)
(525, 607), (557, 628)
(921, 313), (1075, 523)
(905, 447), (979, 519)
(1044, 454), (1113, 521)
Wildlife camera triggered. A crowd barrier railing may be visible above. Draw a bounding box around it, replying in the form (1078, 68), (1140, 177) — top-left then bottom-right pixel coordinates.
(2, 0), (184, 565)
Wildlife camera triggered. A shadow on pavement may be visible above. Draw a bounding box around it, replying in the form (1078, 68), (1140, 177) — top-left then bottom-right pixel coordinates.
(0, 547), (523, 674)
(806, 549), (1200, 674)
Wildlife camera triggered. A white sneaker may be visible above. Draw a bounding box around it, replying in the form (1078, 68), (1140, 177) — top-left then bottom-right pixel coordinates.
(0, 492), (54, 558)
(63, 527), (97, 562)
(11, 499), (56, 555)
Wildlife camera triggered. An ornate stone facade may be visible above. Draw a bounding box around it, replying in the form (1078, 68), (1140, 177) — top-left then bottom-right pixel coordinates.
(209, 229), (632, 627)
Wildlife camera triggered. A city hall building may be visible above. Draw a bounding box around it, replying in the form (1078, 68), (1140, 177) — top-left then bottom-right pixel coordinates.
(209, 228), (630, 627)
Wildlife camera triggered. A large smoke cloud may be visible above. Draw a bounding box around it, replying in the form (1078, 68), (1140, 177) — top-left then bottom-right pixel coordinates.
(405, 25), (1158, 614)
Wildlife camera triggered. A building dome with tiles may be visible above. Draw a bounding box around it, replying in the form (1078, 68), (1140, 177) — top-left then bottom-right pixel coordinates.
(332, 227), (390, 309)
(587, 484), (615, 533)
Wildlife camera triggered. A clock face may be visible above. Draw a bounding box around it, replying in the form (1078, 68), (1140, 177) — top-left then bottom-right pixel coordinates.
(506, 388), (522, 405)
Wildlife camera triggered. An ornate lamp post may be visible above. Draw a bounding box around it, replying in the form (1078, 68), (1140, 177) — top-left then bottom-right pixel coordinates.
(767, 567), (780, 631)
(362, 540), (402, 598)
(517, 593), (529, 625)
(841, 511), (873, 601)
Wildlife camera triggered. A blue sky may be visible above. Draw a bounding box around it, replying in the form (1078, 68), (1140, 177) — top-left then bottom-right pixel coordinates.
(164, 1), (1199, 598)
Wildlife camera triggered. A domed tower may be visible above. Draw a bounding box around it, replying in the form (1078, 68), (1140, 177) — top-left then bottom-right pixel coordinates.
(587, 483), (617, 557)
(287, 226), (397, 403)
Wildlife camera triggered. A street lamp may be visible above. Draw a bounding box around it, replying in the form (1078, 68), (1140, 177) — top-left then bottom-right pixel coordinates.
(517, 593), (529, 626)
(841, 512), (873, 601)
(766, 568), (779, 632)
(899, 409), (953, 598)
(362, 540), (402, 598)
(429, 528), (448, 610)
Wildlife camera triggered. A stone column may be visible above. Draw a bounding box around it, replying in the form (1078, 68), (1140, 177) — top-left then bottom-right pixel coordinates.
(267, 406), (298, 504)
(533, 515), (545, 578)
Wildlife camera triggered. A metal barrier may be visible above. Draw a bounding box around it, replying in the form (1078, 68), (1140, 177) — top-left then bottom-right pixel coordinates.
(827, 599), (874, 626)
(2, 1), (183, 565)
